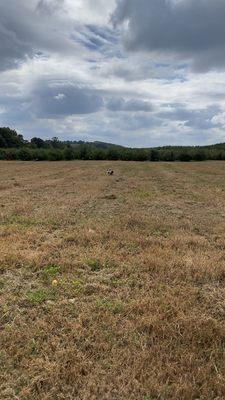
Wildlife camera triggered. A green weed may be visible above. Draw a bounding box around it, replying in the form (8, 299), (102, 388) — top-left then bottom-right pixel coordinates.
(96, 298), (124, 315)
(86, 259), (101, 272)
(41, 265), (61, 281)
(26, 289), (48, 305)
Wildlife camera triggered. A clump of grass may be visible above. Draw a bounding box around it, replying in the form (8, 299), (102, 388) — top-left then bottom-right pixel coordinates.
(96, 298), (124, 315)
(136, 189), (151, 199)
(41, 265), (61, 281)
(86, 259), (101, 272)
(29, 338), (39, 356)
(8, 214), (40, 228)
(26, 287), (58, 305)
(72, 279), (84, 293)
(152, 227), (169, 238)
(104, 194), (117, 200)
(0, 351), (6, 367)
(26, 289), (47, 305)
(47, 219), (61, 230)
(0, 280), (5, 291)
(104, 258), (117, 269)
(85, 258), (116, 271)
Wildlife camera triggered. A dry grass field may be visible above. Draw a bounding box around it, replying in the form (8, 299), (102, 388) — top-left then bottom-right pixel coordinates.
(1, 161), (225, 400)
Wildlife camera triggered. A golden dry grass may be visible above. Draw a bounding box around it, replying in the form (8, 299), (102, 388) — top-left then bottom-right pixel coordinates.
(1, 160), (225, 399)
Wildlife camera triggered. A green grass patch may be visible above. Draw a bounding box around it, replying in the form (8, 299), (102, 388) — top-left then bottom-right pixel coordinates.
(7, 214), (42, 229)
(152, 227), (169, 238)
(41, 265), (61, 281)
(26, 288), (58, 305)
(136, 189), (152, 199)
(96, 298), (124, 315)
(26, 289), (47, 305)
(86, 259), (102, 272)
(72, 279), (84, 293)
(144, 397), (155, 400)
(29, 338), (39, 356)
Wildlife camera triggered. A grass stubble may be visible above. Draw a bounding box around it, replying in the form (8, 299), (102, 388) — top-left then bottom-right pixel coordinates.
(1, 161), (225, 399)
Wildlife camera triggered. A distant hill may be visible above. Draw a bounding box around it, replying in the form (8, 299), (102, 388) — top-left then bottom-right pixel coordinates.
(153, 143), (225, 150)
(63, 140), (124, 149)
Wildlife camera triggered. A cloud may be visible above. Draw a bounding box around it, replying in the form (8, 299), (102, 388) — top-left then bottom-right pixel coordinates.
(36, 0), (65, 15)
(211, 112), (225, 128)
(66, 0), (116, 25)
(112, 0), (225, 71)
(158, 104), (220, 130)
(0, 0), (80, 72)
(2, 0), (225, 147)
(107, 97), (152, 112)
(31, 80), (104, 118)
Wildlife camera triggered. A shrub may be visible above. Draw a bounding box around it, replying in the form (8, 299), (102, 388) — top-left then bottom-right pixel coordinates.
(17, 148), (34, 161)
(178, 152), (192, 162)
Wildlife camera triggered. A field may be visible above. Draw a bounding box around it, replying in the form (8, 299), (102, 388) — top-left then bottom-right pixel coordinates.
(1, 161), (225, 400)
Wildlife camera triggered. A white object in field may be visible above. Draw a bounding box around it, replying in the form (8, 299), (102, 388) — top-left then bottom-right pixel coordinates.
(107, 169), (114, 175)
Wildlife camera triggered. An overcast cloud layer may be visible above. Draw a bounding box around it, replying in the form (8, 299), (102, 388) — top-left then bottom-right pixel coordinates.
(1, 0), (225, 146)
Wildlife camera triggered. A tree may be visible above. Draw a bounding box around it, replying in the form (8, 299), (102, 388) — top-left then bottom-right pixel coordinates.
(31, 137), (45, 148)
(0, 127), (24, 148)
(64, 146), (74, 160)
(193, 151), (207, 161)
(91, 147), (106, 160)
(150, 149), (160, 161)
(48, 149), (63, 161)
(178, 152), (192, 162)
(106, 147), (119, 160)
(51, 137), (61, 149)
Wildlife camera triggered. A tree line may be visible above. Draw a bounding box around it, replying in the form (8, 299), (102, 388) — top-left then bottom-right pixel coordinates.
(1, 126), (225, 162)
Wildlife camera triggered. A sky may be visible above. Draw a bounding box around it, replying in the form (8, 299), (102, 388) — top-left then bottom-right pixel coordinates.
(1, 0), (225, 147)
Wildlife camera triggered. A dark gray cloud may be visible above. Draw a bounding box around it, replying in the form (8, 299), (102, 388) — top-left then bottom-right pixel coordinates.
(32, 81), (104, 118)
(158, 105), (220, 130)
(107, 97), (152, 112)
(113, 0), (225, 71)
(0, 0), (77, 71)
(0, 2), (33, 70)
